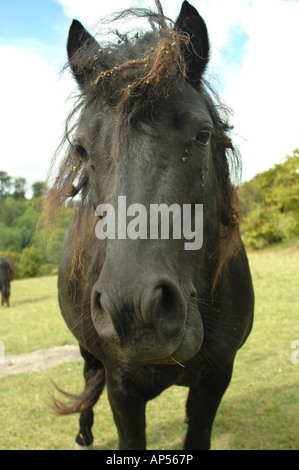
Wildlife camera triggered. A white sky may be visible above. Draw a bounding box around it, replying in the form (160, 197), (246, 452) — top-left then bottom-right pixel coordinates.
(0, 0), (298, 194)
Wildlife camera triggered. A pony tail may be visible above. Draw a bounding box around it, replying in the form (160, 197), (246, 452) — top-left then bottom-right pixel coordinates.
(51, 366), (105, 415)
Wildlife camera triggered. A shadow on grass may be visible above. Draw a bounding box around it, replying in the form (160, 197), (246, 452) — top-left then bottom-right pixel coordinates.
(10, 296), (52, 306)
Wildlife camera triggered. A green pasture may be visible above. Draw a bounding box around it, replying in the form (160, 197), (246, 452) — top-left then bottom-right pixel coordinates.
(0, 245), (298, 450)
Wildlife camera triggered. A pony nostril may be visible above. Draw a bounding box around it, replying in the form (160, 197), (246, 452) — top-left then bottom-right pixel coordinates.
(155, 286), (176, 319)
(91, 290), (102, 313)
(91, 289), (120, 344)
(96, 292), (101, 305)
(141, 279), (186, 339)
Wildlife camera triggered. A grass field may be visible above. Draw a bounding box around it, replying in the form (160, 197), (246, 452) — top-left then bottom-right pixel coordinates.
(0, 245), (298, 450)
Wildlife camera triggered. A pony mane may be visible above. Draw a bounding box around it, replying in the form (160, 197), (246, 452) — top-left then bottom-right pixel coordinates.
(45, 5), (242, 287)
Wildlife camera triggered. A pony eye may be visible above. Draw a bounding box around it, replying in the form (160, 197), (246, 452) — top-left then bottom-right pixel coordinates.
(74, 144), (87, 159)
(196, 130), (212, 146)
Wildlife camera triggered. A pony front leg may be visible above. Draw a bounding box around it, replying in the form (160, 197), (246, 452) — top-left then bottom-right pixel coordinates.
(184, 363), (234, 450)
(107, 376), (147, 450)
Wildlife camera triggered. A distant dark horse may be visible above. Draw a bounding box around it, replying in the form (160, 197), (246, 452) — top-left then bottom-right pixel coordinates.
(48, 1), (254, 450)
(0, 258), (14, 307)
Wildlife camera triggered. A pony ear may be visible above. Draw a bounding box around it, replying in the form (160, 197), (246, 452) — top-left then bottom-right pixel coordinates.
(175, 1), (210, 84)
(67, 20), (100, 88)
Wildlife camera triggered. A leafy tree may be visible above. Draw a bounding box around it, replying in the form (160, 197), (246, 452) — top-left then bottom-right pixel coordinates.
(13, 177), (26, 199)
(0, 172), (75, 277)
(239, 149), (299, 248)
(0, 171), (12, 197)
(0, 224), (23, 251)
(32, 182), (46, 199)
(19, 246), (44, 278)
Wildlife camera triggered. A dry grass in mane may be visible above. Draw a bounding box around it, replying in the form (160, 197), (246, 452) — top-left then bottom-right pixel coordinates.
(44, 4), (242, 289)
(93, 30), (190, 113)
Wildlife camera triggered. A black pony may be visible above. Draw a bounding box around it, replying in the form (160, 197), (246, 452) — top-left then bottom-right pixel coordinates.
(0, 257), (14, 307)
(49, 1), (254, 450)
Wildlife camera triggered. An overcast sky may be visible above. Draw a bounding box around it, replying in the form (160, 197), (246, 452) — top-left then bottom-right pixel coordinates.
(1, 0), (299, 194)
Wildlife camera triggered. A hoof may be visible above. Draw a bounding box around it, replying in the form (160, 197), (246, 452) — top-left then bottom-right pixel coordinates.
(74, 442), (94, 450)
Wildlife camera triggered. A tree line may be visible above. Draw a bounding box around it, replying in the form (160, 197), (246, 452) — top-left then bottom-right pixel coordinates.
(0, 149), (298, 277)
(238, 149), (299, 248)
(0, 172), (74, 278)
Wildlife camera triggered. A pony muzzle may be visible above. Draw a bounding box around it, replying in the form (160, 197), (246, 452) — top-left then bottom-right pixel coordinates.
(91, 277), (203, 364)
